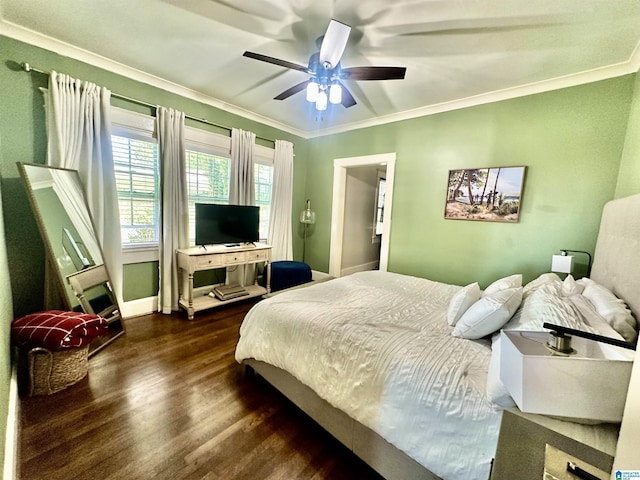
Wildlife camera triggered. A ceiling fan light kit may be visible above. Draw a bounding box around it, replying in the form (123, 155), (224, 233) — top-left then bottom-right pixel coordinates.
(329, 83), (342, 105)
(316, 90), (328, 111)
(243, 19), (406, 113)
(305, 79), (342, 110)
(306, 80), (319, 102)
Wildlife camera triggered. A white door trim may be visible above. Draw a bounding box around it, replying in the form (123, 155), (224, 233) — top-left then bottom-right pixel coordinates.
(329, 152), (396, 277)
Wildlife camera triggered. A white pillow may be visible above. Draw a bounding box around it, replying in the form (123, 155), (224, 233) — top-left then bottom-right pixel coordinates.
(560, 274), (585, 297)
(483, 274), (523, 297)
(453, 287), (523, 339)
(486, 334), (516, 408)
(447, 282), (481, 326)
(579, 279), (637, 344)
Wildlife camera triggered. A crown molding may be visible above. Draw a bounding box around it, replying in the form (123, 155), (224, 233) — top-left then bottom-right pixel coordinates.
(2, 17), (639, 140)
(629, 37), (640, 73)
(0, 18), (309, 139)
(307, 60), (639, 138)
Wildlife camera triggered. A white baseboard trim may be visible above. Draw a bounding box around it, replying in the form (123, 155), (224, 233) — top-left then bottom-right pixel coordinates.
(340, 262), (379, 277)
(3, 358), (19, 480)
(120, 287), (212, 318)
(121, 296), (158, 318)
(311, 270), (332, 281)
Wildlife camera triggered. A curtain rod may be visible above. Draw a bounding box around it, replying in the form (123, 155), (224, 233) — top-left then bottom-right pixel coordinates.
(20, 62), (276, 144)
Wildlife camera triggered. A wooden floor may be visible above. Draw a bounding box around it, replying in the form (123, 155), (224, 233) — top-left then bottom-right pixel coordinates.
(18, 299), (384, 480)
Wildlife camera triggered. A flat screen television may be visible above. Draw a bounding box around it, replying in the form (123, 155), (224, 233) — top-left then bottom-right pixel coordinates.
(195, 203), (260, 246)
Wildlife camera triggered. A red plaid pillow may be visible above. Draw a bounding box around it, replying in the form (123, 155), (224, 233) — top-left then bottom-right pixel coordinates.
(12, 310), (108, 350)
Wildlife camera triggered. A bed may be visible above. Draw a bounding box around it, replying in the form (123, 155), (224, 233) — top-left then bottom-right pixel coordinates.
(235, 193), (640, 480)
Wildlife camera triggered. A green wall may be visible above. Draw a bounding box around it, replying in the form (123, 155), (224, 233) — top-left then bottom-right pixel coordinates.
(0, 35), (309, 312)
(0, 36), (309, 473)
(0, 31), (639, 476)
(0, 122), (12, 478)
(305, 76), (636, 287)
(616, 72), (640, 199)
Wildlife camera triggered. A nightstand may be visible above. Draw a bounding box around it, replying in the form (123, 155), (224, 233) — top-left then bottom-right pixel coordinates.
(491, 409), (618, 480)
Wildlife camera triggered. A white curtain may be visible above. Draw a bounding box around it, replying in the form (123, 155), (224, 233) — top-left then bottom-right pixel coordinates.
(267, 140), (294, 261)
(157, 107), (188, 314)
(229, 128), (256, 285)
(44, 71), (122, 305)
(229, 128), (256, 205)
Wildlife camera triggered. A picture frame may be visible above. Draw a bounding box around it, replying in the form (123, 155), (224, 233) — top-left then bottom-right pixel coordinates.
(444, 166), (526, 222)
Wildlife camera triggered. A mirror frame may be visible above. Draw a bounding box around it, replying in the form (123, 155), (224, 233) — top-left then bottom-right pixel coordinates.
(18, 162), (124, 355)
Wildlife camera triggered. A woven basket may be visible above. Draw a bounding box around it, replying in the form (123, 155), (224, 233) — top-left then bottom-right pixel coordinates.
(28, 346), (89, 396)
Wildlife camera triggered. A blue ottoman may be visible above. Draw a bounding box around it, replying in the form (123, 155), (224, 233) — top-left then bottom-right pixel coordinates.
(270, 261), (312, 292)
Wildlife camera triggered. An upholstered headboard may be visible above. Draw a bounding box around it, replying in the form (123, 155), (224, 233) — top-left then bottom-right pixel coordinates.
(591, 193), (640, 321)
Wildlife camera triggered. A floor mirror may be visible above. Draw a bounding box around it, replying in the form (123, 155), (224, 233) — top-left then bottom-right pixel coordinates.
(18, 162), (124, 355)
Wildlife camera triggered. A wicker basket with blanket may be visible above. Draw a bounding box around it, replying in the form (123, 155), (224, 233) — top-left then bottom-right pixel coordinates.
(11, 310), (108, 396)
(28, 345), (90, 396)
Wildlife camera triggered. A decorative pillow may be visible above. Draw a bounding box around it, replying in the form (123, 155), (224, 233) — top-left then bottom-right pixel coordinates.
(486, 333), (516, 408)
(453, 287), (523, 339)
(11, 310), (108, 350)
(447, 282), (481, 326)
(560, 274), (585, 297)
(578, 279), (637, 344)
(483, 274), (523, 297)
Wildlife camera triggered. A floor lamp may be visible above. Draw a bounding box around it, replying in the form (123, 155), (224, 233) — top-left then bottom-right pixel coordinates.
(299, 199), (316, 263)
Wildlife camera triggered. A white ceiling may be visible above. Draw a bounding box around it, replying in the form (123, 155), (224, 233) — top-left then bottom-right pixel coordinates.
(2, 0), (640, 138)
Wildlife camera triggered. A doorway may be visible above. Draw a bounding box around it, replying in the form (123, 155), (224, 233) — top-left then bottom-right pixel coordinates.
(329, 152), (396, 277)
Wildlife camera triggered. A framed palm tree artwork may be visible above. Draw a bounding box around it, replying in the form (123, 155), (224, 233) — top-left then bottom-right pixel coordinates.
(444, 166), (526, 222)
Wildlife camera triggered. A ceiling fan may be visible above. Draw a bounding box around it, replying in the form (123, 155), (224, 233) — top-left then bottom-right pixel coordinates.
(243, 19), (407, 111)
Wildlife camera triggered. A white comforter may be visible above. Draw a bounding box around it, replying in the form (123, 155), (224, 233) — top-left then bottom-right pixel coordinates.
(235, 271), (502, 479)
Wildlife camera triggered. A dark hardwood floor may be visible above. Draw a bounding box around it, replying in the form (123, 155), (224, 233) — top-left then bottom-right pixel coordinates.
(18, 299), (384, 480)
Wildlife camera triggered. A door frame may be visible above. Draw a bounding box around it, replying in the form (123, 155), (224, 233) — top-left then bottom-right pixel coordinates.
(329, 152), (396, 277)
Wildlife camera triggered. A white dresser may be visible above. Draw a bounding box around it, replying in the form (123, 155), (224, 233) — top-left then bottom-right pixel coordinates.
(176, 243), (272, 319)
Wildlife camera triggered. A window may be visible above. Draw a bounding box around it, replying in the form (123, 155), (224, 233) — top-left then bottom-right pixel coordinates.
(112, 134), (159, 246)
(186, 150), (231, 244)
(184, 128), (274, 245)
(185, 157), (274, 244)
(112, 107), (276, 253)
(254, 162), (273, 240)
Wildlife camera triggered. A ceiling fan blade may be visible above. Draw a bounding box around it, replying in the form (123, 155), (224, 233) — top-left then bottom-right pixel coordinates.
(337, 81), (356, 108)
(243, 51), (310, 73)
(319, 20), (351, 69)
(274, 80), (310, 101)
(377, 15), (567, 37)
(342, 66), (407, 81)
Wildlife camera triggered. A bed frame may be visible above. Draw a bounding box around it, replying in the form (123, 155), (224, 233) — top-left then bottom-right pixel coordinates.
(245, 359), (434, 480)
(244, 193), (640, 480)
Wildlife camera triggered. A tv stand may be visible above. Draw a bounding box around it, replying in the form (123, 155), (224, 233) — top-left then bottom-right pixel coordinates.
(176, 242), (272, 320)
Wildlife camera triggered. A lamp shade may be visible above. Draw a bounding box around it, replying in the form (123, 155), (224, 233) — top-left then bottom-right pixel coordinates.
(329, 83), (342, 104)
(551, 254), (574, 274)
(300, 200), (316, 225)
(500, 330), (633, 422)
(306, 80), (319, 102)
(315, 90), (328, 111)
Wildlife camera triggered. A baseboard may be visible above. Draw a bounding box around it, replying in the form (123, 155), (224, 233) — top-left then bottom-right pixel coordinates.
(340, 261), (379, 277)
(3, 358), (19, 480)
(119, 278), (337, 318)
(120, 295), (158, 318)
(311, 270), (332, 281)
